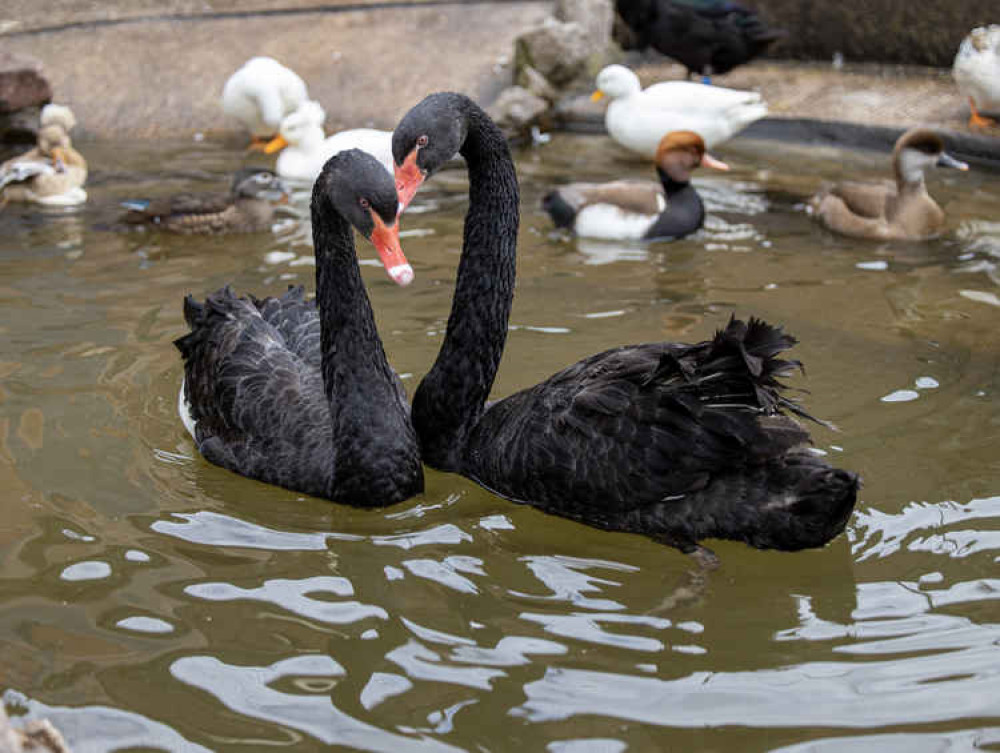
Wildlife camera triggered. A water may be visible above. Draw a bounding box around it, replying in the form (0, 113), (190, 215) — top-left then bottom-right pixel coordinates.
(1, 132), (999, 752)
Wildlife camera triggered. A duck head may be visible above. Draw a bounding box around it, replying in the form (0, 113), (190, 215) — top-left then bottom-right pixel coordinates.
(231, 168), (290, 204)
(265, 100), (326, 154)
(893, 128), (968, 185)
(656, 130), (729, 182)
(591, 65), (642, 102)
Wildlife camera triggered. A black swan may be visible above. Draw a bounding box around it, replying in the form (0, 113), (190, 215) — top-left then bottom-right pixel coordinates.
(542, 130), (729, 241)
(175, 150), (423, 506)
(392, 92), (859, 559)
(118, 168), (290, 235)
(614, 0), (785, 83)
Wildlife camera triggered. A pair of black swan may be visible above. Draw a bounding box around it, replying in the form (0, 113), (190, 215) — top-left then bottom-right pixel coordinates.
(176, 94), (859, 558)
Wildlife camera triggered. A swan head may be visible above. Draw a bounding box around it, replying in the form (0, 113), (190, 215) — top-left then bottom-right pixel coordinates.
(656, 131), (729, 182)
(392, 92), (469, 210)
(315, 149), (413, 286)
(592, 65), (642, 102)
(264, 100), (326, 153)
(231, 168), (290, 204)
(893, 128), (967, 184)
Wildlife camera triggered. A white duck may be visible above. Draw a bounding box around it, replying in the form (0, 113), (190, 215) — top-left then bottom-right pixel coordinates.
(953, 25), (1000, 129)
(221, 56), (309, 147)
(592, 64), (768, 155)
(264, 100), (394, 183)
(0, 104), (87, 207)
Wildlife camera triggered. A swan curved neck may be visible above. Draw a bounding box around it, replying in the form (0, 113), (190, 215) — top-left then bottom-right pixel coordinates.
(413, 103), (519, 470)
(311, 195), (412, 498)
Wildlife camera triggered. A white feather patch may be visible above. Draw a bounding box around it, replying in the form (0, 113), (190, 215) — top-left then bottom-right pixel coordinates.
(178, 378), (197, 440)
(574, 203), (657, 241)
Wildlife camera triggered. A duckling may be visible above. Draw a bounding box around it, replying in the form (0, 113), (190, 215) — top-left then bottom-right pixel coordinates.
(542, 130), (729, 240)
(809, 128), (968, 241)
(592, 64), (767, 155)
(263, 100), (393, 182)
(0, 115), (87, 207)
(615, 0), (785, 83)
(118, 168), (290, 234)
(221, 56), (309, 149)
(953, 25), (1000, 129)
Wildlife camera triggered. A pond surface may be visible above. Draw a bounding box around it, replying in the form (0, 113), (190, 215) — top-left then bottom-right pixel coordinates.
(1, 131), (999, 752)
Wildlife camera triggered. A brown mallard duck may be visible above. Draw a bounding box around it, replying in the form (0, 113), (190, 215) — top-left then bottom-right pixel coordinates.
(118, 168), (290, 234)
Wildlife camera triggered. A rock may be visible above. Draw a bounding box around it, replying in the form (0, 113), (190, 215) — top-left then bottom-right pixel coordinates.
(515, 64), (559, 104)
(0, 52), (52, 114)
(554, 0), (613, 51)
(0, 52), (52, 144)
(487, 86), (549, 136)
(514, 18), (590, 88)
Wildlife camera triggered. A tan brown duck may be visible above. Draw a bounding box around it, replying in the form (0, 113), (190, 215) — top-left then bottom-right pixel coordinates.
(117, 168), (290, 234)
(809, 128), (968, 241)
(0, 105), (87, 207)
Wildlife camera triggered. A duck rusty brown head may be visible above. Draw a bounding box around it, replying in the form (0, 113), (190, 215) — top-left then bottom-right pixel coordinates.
(655, 130), (729, 183)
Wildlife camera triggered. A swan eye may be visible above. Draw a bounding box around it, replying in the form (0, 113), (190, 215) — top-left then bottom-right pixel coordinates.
(416, 134), (429, 147)
(359, 197), (370, 210)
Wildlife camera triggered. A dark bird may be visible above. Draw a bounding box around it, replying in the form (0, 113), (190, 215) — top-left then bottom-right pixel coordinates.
(119, 168), (290, 234)
(393, 92), (859, 562)
(614, 0), (785, 83)
(175, 150), (423, 506)
(542, 130), (730, 240)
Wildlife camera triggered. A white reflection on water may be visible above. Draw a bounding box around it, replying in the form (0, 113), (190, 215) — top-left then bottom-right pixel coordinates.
(170, 655), (462, 752)
(512, 643), (1000, 728)
(185, 576), (387, 624)
(520, 611), (671, 652)
(152, 510), (472, 551)
(1, 689), (211, 753)
(852, 495), (1000, 561)
(510, 555), (638, 611)
(771, 726), (1000, 752)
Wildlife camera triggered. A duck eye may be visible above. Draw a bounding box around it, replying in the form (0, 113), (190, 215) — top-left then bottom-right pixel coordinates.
(359, 197), (370, 209)
(416, 134), (429, 147)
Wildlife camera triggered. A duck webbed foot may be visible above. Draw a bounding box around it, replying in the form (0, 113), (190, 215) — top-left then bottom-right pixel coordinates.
(968, 98), (997, 129)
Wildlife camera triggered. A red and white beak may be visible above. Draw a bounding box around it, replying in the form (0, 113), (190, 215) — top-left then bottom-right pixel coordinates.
(369, 211), (414, 286)
(394, 148), (425, 213)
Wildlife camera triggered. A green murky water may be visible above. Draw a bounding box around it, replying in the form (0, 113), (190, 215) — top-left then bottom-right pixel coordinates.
(1, 131), (999, 751)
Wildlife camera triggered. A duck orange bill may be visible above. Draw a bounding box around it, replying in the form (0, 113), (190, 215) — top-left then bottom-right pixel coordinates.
(394, 148), (425, 211)
(370, 211), (414, 286)
(50, 146), (67, 172)
(263, 134), (289, 155)
(701, 152), (730, 171)
(590, 90), (605, 102)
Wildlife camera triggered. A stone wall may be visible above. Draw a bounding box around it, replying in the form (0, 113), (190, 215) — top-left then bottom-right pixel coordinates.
(749, 0), (995, 68)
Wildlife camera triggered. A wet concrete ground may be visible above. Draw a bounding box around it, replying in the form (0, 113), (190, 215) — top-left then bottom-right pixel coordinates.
(2, 1), (998, 155)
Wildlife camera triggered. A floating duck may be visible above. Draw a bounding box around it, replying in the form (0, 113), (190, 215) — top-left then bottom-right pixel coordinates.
(953, 25), (1000, 129)
(809, 128), (968, 241)
(614, 0), (785, 83)
(0, 104), (87, 206)
(264, 100), (394, 182)
(221, 56), (309, 149)
(592, 64), (767, 155)
(118, 168), (289, 234)
(542, 130), (729, 240)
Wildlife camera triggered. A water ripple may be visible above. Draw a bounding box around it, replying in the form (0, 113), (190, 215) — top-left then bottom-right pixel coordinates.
(170, 655), (461, 751)
(185, 576), (387, 625)
(852, 496), (1000, 561)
